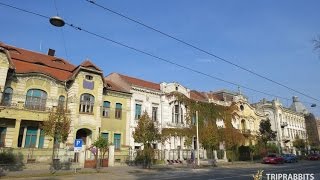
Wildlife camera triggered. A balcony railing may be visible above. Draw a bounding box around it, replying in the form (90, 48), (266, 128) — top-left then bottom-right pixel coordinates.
(166, 122), (187, 128)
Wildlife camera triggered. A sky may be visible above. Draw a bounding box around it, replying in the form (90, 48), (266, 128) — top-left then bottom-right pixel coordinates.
(0, 0), (320, 116)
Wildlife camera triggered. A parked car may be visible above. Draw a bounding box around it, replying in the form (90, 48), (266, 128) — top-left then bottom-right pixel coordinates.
(262, 154), (284, 164)
(282, 154), (298, 163)
(307, 154), (320, 160)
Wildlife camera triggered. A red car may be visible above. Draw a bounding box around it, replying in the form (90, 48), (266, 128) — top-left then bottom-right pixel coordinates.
(307, 154), (320, 160)
(263, 154), (284, 164)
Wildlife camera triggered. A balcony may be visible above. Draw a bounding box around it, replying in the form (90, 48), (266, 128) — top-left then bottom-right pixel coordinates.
(280, 122), (288, 128)
(166, 122), (187, 128)
(282, 136), (290, 143)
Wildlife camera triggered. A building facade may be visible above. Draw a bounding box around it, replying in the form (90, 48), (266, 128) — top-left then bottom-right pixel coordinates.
(0, 43), (131, 166)
(254, 97), (307, 154)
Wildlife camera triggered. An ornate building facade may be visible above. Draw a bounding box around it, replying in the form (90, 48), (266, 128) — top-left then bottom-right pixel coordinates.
(0, 43), (131, 166)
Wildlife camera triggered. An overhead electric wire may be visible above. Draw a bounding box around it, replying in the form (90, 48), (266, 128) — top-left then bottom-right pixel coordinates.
(0, 2), (316, 105)
(85, 0), (320, 103)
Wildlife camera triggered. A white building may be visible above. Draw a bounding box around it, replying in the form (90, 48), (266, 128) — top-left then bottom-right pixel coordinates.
(254, 97), (307, 154)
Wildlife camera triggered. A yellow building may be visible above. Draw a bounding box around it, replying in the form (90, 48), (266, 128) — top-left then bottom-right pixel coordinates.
(0, 43), (131, 164)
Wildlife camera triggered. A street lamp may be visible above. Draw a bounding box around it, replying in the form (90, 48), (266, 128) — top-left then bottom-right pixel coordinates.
(49, 16), (65, 27)
(196, 111), (200, 166)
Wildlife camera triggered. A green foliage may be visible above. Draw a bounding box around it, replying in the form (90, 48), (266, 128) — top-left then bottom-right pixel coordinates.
(133, 112), (161, 168)
(164, 92), (240, 152)
(258, 119), (276, 147)
(0, 149), (24, 171)
(42, 106), (71, 144)
(93, 136), (109, 159)
(304, 113), (320, 147)
(293, 135), (306, 150)
(133, 112), (161, 146)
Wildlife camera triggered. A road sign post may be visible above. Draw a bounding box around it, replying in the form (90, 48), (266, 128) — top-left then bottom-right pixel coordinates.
(74, 139), (83, 173)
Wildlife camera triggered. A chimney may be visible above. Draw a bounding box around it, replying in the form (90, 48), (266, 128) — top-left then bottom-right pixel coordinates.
(47, 48), (55, 56)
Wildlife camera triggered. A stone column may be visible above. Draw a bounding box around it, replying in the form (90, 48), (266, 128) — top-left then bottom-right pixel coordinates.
(214, 150), (218, 160)
(35, 128), (41, 148)
(108, 145), (115, 166)
(12, 119), (21, 148)
(223, 150), (227, 161)
(164, 149), (169, 160)
(21, 126), (27, 148)
(203, 149), (207, 159)
(179, 149), (183, 160)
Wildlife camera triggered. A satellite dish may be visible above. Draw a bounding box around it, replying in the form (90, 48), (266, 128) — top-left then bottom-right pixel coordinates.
(49, 16), (65, 27)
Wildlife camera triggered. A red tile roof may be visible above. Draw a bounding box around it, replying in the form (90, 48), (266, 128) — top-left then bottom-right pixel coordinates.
(190, 90), (208, 102)
(104, 79), (129, 93)
(118, 74), (160, 91)
(0, 43), (76, 81)
(80, 60), (101, 71)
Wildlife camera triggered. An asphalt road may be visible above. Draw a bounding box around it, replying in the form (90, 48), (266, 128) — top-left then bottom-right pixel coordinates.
(7, 160), (320, 180)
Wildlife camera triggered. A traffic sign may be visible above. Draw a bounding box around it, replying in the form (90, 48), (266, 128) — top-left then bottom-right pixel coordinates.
(74, 139), (83, 152)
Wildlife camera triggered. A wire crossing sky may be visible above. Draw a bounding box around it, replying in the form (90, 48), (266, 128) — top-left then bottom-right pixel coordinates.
(0, 1), (319, 115)
(85, 0), (319, 103)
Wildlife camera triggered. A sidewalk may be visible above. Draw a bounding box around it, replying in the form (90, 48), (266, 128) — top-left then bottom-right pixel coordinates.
(0, 161), (264, 179)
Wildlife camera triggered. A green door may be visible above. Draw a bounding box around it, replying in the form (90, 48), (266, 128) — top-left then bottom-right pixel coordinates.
(25, 127), (37, 148)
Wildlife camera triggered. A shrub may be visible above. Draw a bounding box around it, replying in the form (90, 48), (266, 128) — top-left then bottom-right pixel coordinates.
(0, 149), (24, 171)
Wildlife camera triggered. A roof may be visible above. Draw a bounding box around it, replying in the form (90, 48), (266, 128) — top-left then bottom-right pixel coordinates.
(104, 79), (129, 93)
(290, 96), (308, 114)
(80, 60), (101, 71)
(190, 90), (208, 102)
(0, 43), (76, 81)
(118, 73), (160, 91)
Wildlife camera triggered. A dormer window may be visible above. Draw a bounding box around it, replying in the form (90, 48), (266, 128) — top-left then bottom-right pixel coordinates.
(85, 75), (93, 81)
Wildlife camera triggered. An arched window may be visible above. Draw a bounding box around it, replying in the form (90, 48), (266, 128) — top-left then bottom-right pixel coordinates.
(115, 103), (122, 119)
(25, 89), (47, 111)
(102, 101), (110, 117)
(79, 93), (94, 113)
(2, 87), (13, 106)
(58, 95), (65, 107)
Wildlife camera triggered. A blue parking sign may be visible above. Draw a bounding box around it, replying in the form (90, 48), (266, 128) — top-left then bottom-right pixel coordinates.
(74, 139), (83, 152)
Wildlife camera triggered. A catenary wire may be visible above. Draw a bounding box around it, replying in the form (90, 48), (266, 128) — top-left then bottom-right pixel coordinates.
(84, 0), (320, 103)
(0, 2), (316, 105)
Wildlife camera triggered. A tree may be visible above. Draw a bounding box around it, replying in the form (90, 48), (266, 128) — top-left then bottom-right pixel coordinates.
(293, 135), (306, 154)
(199, 121), (219, 158)
(42, 106), (71, 161)
(92, 136), (109, 170)
(132, 111), (161, 168)
(258, 119), (276, 149)
(304, 113), (320, 148)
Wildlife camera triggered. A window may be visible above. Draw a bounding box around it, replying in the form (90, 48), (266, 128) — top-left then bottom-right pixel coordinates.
(0, 127), (6, 147)
(25, 89), (47, 111)
(79, 93), (94, 113)
(115, 103), (122, 119)
(135, 104), (142, 120)
(114, 134), (121, 150)
(25, 127), (38, 148)
(171, 102), (183, 124)
(1, 87), (13, 106)
(38, 129), (45, 148)
(152, 107), (158, 121)
(101, 133), (109, 143)
(85, 75), (93, 80)
(102, 101), (110, 117)
(58, 95), (65, 107)
(191, 114), (196, 125)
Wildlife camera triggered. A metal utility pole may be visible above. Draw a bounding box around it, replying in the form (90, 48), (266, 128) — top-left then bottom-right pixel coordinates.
(196, 111), (200, 166)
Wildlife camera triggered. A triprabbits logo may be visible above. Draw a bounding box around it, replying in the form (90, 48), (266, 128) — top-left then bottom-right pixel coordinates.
(253, 170), (315, 180)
